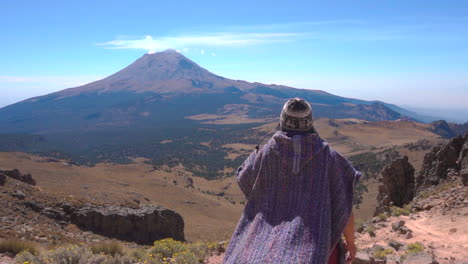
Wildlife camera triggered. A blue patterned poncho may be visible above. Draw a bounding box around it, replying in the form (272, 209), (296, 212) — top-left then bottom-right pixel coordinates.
(224, 131), (361, 264)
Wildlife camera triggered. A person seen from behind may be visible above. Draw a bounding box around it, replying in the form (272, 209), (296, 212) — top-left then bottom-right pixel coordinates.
(223, 98), (361, 264)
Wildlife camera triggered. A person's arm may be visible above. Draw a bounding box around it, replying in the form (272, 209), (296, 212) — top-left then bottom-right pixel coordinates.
(343, 212), (357, 264)
(237, 150), (262, 198)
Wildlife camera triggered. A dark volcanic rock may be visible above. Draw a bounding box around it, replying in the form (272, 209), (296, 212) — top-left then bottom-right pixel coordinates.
(458, 132), (468, 179)
(0, 173), (5, 185)
(375, 156), (415, 215)
(0, 169), (36, 185)
(461, 169), (468, 186)
(392, 220), (406, 231)
(416, 135), (464, 190)
(429, 120), (456, 139)
(70, 205), (185, 244)
(388, 240), (404, 251)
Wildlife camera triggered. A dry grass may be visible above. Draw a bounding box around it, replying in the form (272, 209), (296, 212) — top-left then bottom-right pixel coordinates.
(13, 239), (218, 264)
(185, 113), (272, 124)
(90, 241), (124, 256)
(0, 152), (243, 242)
(0, 238), (39, 256)
(405, 242), (425, 254)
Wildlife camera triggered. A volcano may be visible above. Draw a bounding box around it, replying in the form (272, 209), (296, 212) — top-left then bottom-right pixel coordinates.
(0, 49), (408, 135)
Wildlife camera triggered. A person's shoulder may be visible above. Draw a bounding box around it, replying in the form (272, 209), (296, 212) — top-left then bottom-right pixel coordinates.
(324, 143), (352, 166)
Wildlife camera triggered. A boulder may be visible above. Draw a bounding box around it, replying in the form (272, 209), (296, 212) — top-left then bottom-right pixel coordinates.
(398, 226), (412, 235)
(401, 252), (438, 264)
(388, 240), (404, 251)
(70, 204), (185, 244)
(375, 156), (415, 215)
(392, 220), (406, 231)
(185, 177), (194, 188)
(354, 251), (375, 264)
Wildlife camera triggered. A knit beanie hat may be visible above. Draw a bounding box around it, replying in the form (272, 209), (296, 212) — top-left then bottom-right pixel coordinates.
(280, 98), (315, 133)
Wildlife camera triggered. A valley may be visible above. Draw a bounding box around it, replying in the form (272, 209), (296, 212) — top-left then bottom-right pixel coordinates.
(0, 117), (448, 242)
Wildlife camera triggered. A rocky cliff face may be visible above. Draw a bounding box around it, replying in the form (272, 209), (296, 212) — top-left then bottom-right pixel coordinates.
(0, 170), (185, 245)
(375, 156), (415, 215)
(416, 132), (468, 190)
(70, 205), (185, 244)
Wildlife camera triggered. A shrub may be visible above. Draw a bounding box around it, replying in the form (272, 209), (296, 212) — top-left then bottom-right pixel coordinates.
(45, 244), (93, 264)
(173, 251), (198, 264)
(149, 238), (187, 259)
(187, 242), (209, 262)
(406, 242), (424, 254)
(372, 248), (394, 259)
(87, 254), (135, 264)
(143, 252), (165, 264)
(355, 220), (365, 233)
(15, 250), (44, 264)
(390, 206), (411, 216)
(366, 225), (376, 237)
(128, 248), (146, 262)
(90, 241), (123, 257)
(377, 213), (388, 221)
(87, 254), (107, 264)
(0, 239), (39, 256)
(206, 242), (220, 255)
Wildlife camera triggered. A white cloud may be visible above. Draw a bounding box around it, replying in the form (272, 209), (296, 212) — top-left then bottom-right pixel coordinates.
(98, 32), (305, 52)
(201, 49), (205, 55)
(211, 52), (216, 56)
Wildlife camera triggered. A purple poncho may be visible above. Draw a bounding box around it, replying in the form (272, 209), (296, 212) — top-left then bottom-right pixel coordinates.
(223, 131), (361, 264)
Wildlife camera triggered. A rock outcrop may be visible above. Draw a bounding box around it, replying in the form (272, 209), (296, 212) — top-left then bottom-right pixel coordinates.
(416, 132), (468, 189)
(70, 205), (185, 244)
(1, 175), (185, 245)
(0, 169), (36, 185)
(375, 156), (415, 215)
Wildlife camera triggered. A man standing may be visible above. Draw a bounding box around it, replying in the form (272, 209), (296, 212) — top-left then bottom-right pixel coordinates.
(224, 98), (360, 264)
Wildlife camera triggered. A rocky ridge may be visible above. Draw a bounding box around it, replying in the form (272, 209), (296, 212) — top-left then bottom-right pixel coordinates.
(355, 132), (468, 264)
(0, 169), (185, 245)
(416, 132), (468, 189)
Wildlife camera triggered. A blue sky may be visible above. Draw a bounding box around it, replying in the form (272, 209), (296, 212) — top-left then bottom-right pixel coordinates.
(1, 0), (468, 121)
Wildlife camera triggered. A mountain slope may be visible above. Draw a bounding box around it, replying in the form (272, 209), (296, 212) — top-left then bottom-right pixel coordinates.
(0, 49), (409, 135)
